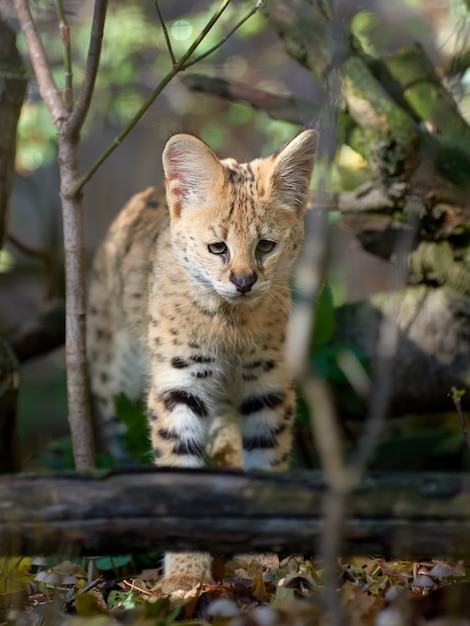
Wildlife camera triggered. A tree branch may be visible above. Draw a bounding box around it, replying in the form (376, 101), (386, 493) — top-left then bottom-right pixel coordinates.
(8, 300), (65, 364)
(54, 0), (73, 112)
(181, 74), (321, 125)
(183, 0), (262, 69)
(13, 0), (66, 123)
(73, 0), (261, 194)
(154, 1), (176, 66)
(69, 0), (108, 134)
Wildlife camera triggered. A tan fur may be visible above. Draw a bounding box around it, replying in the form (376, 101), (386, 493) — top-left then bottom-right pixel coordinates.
(87, 130), (318, 591)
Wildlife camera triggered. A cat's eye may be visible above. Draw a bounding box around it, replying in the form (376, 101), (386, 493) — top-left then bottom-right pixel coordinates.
(257, 240), (276, 254)
(208, 242), (228, 255)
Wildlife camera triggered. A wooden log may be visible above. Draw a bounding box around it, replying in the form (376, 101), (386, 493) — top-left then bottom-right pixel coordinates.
(1, 469), (470, 558)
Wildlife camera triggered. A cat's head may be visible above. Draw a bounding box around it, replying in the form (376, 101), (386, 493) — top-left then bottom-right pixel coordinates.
(162, 130), (318, 306)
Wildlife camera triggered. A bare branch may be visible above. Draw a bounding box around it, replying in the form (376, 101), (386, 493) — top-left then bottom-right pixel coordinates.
(183, 1), (261, 69)
(8, 300), (65, 364)
(13, 0), (66, 122)
(74, 0), (260, 194)
(54, 0), (73, 111)
(69, 0), (108, 134)
(181, 74), (320, 125)
(155, 1), (176, 66)
(176, 0), (231, 68)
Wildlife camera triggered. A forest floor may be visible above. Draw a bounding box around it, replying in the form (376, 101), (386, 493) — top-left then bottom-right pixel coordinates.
(2, 553), (470, 626)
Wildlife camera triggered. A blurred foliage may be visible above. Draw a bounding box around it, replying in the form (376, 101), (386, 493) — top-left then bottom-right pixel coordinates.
(114, 393), (152, 466)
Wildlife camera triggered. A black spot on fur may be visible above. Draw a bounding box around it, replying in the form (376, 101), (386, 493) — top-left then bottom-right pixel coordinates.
(158, 428), (179, 440)
(242, 432), (277, 451)
(242, 373), (258, 382)
(245, 360), (262, 370)
(172, 439), (205, 457)
(171, 357), (189, 369)
(191, 355), (214, 364)
(240, 392), (284, 415)
(148, 410), (158, 422)
(192, 370), (212, 378)
(284, 406), (294, 421)
(161, 389), (209, 418)
(272, 452), (290, 466)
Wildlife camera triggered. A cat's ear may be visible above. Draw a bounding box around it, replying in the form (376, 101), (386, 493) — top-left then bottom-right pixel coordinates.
(162, 134), (224, 218)
(270, 129), (318, 211)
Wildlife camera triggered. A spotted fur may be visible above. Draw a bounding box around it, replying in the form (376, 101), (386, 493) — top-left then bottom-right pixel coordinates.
(87, 130), (318, 591)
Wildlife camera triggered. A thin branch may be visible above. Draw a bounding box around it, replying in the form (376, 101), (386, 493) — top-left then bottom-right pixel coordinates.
(181, 73), (320, 125)
(74, 0), (259, 194)
(69, 0), (108, 134)
(155, 1), (176, 66)
(175, 0), (232, 69)
(183, 1), (262, 69)
(7, 231), (59, 298)
(13, 0), (66, 123)
(54, 0), (73, 111)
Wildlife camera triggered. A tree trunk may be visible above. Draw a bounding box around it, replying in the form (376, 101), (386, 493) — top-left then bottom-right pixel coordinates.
(0, 17), (27, 473)
(0, 18), (27, 246)
(334, 286), (470, 416)
(58, 127), (96, 470)
(1, 469), (469, 558)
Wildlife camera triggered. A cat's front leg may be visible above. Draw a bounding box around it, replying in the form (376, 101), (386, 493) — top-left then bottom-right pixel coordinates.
(147, 360), (215, 593)
(240, 369), (296, 472)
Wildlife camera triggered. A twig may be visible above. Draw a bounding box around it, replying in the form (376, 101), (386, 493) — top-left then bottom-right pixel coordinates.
(184, 1), (262, 69)
(155, 1), (176, 66)
(69, 0), (108, 134)
(7, 231), (57, 297)
(7, 231), (53, 269)
(175, 0), (232, 67)
(73, 0), (261, 194)
(451, 387), (470, 452)
(13, 0), (66, 123)
(54, 0), (73, 111)
(65, 575), (103, 607)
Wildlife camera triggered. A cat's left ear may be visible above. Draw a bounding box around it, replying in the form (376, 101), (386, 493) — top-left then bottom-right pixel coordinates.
(270, 129), (318, 211)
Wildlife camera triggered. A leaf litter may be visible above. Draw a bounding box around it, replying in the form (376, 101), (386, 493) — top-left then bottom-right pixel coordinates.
(1, 555), (469, 626)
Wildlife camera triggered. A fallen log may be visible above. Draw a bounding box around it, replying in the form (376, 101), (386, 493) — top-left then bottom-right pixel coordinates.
(1, 469), (469, 557)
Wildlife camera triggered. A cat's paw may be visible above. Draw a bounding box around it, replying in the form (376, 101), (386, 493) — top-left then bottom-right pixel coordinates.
(160, 574), (207, 596)
(162, 551), (212, 595)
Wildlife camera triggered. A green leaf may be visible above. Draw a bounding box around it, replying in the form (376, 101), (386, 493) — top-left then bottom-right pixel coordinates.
(114, 393), (152, 465)
(94, 554), (132, 572)
(311, 282), (336, 347)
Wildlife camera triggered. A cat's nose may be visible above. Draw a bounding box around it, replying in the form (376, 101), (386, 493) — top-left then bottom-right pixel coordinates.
(230, 272), (257, 295)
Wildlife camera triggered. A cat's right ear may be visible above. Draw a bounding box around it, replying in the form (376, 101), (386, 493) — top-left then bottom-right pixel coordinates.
(162, 134), (224, 218)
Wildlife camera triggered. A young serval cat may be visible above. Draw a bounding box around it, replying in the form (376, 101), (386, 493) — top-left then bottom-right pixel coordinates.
(87, 129), (318, 591)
